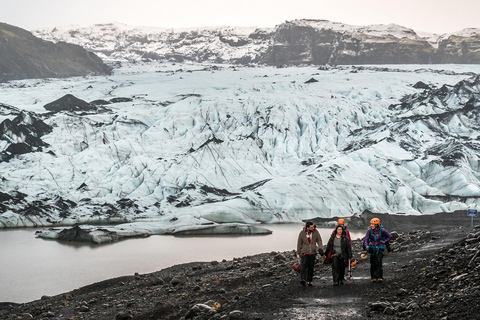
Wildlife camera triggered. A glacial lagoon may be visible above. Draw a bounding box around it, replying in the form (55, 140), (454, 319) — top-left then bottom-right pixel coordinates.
(0, 224), (365, 303)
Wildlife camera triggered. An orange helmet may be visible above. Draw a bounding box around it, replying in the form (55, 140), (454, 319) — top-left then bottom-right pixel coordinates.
(338, 218), (345, 225)
(370, 218), (380, 225)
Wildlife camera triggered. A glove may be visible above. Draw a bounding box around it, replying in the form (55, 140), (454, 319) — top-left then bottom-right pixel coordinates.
(318, 248), (324, 256)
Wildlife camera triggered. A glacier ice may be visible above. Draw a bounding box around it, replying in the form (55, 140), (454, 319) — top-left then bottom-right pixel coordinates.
(1, 62), (480, 232)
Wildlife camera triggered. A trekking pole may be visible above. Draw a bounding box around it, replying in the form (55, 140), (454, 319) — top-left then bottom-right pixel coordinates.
(348, 259), (355, 282)
(348, 259), (352, 280)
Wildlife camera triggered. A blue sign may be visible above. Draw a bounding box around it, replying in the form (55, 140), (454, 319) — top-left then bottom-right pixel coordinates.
(467, 209), (478, 217)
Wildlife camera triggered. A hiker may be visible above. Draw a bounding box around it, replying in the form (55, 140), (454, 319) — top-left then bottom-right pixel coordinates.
(296, 221), (323, 287)
(324, 225), (352, 285)
(332, 218), (351, 244)
(362, 223), (392, 254)
(364, 218), (392, 282)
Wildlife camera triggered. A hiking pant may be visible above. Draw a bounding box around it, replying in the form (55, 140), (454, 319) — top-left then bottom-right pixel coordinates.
(332, 253), (345, 283)
(300, 254), (316, 282)
(369, 249), (384, 279)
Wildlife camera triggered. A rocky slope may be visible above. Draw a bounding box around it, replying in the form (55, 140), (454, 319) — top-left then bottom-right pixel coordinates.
(33, 19), (480, 65)
(0, 212), (477, 319)
(0, 23), (112, 82)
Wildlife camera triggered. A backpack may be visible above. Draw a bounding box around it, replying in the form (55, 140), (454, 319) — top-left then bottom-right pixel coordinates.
(368, 226), (386, 254)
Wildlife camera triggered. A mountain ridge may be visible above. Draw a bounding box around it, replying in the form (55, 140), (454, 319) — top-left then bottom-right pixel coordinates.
(0, 22), (112, 82)
(32, 19), (480, 64)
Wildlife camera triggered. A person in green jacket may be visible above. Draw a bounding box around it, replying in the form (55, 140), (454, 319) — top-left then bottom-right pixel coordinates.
(296, 221), (323, 286)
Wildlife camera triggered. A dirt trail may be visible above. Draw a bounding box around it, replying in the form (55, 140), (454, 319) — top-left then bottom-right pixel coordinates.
(244, 226), (468, 320)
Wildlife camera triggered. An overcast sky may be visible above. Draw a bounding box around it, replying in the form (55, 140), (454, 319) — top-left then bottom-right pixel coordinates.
(1, 0), (479, 34)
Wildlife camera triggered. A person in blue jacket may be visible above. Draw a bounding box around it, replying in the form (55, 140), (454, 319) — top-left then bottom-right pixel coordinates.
(364, 218), (392, 282)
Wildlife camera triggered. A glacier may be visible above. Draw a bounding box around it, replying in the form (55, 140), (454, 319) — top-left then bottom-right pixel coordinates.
(1, 62), (480, 233)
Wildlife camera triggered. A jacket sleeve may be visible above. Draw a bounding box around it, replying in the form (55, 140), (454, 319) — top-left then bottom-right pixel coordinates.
(324, 234), (333, 255)
(382, 229), (392, 243)
(315, 230), (323, 249)
(346, 237), (352, 259)
(297, 232), (302, 255)
(364, 229), (371, 248)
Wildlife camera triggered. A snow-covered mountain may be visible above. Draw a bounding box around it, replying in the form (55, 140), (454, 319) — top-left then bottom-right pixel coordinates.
(33, 23), (271, 64)
(1, 62), (480, 230)
(33, 19), (480, 65)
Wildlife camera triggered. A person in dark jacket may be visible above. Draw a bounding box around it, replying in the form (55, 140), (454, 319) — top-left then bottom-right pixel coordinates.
(331, 218), (352, 245)
(296, 221), (323, 286)
(324, 225), (352, 285)
(364, 218), (392, 282)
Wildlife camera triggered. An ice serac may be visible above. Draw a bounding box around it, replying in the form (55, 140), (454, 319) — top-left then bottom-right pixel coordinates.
(1, 63), (480, 232)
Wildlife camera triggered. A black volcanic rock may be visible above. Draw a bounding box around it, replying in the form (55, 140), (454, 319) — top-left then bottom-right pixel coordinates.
(413, 81), (430, 89)
(44, 94), (96, 112)
(0, 111), (51, 144)
(6, 142), (33, 154)
(109, 97), (133, 103)
(0, 103), (21, 116)
(0, 192), (12, 202)
(90, 99), (111, 106)
(0, 110), (52, 161)
(12, 111), (52, 137)
(0, 22), (111, 82)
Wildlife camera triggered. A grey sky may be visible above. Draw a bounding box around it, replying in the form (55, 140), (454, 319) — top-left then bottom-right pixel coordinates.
(1, 0), (479, 34)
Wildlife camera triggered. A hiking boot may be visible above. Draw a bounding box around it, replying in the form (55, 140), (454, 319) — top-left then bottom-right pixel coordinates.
(371, 279), (377, 282)
(308, 282), (313, 287)
(377, 278), (383, 283)
(333, 281), (339, 286)
(300, 280), (306, 286)
(339, 280), (344, 285)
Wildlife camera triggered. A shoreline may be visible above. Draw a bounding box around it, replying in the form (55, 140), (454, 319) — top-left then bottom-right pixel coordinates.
(1, 211), (479, 319)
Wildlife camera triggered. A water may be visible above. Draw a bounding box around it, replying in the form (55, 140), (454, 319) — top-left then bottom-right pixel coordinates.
(0, 224), (365, 303)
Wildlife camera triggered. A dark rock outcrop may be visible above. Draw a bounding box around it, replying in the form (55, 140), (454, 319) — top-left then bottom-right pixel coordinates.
(436, 33), (480, 63)
(0, 110), (52, 161)
(264, 21), (435, 65)
(0, 22), (111, 82)
(43, 94), (96, 112)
